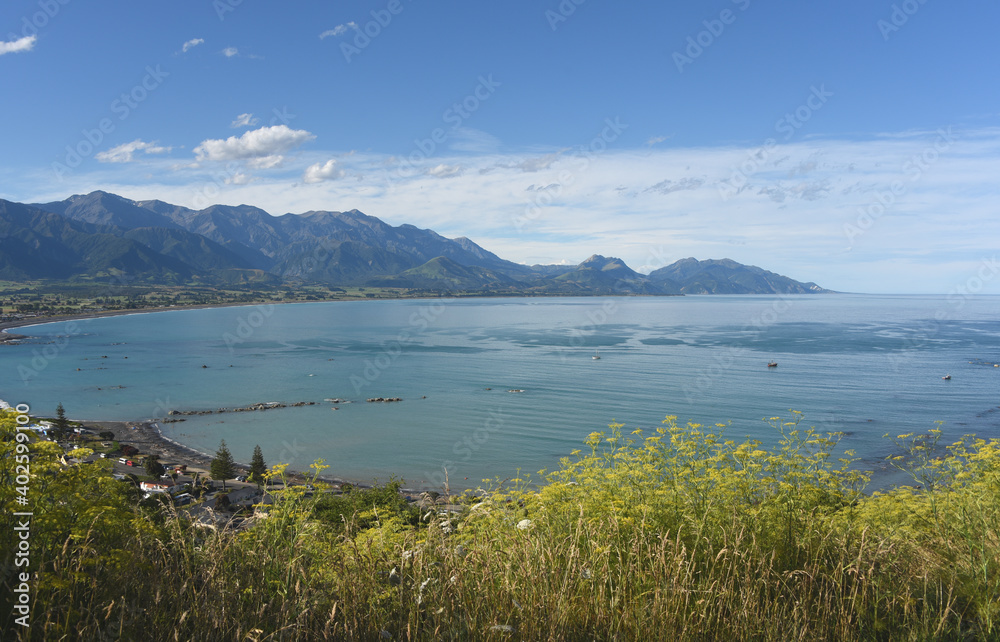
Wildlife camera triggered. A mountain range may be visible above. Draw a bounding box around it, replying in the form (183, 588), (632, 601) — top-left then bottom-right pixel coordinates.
(0, 191), (829, 295)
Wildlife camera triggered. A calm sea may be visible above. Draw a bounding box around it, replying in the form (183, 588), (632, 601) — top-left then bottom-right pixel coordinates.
(5, 294), (1000, 490)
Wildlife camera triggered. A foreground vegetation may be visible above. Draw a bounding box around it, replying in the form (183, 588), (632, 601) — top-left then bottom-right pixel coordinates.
(2, 411), (998, 640)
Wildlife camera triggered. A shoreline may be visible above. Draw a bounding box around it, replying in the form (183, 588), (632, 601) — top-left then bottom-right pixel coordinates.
(2, 298), (496, 495)
(0, 301), (291, 341)
(84, 418), (438, 494)
(1, 294), (488, 342)
(1, 291), (853, 341)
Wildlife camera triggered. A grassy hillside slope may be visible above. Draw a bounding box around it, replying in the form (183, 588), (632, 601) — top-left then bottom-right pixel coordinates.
(2, 411), (997, 640)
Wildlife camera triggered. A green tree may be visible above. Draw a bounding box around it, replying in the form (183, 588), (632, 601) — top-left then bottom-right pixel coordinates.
(211, 440), (236, 490)
(54, 402), (70, 439)
(249, 444), (267, 487)
(144, 454), (165, 479)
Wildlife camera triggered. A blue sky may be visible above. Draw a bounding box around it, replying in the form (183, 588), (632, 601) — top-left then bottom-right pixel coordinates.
(2, 0), (999, 293)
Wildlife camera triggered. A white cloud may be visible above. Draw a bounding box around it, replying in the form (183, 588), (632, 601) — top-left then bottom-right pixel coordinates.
(426, 164), (463, 178)
(220, 47), (263, 60)
(193, 125), (315, 166)
(787, 160), (818, 177)
(449, 128), (503, 153)
(247, 155), (285, 170)
(16, 128), (1000, 293)
(181, 38), (204, 53)
(644, 177), (704, 195)
(226, 172), (253, 185)
(303, 159), (343, 183)
(319, 23), (357, 39)
(0, 35), (36, 55)
(515, 152), (563, 173)
(231, 113), (260, 129)
(480, 150), (566, 175)
(96, 140), (172, 163)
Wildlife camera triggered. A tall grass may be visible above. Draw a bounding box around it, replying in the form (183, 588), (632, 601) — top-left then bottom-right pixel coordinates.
(2, 412), (998, 640)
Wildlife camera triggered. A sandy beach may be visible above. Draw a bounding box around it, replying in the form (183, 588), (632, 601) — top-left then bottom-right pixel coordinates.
(0, 301), (283, 340)
(83, 419), (375, 489)
(87, 420), (219, 478)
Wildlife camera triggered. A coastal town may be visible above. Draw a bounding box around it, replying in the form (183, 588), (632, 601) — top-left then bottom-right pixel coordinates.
(1, 399), (453, 531)
(4, 400), (271, 526)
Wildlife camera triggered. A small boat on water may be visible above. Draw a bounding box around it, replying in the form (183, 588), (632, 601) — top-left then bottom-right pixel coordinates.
(942, 374), (951, 380)
(767, 361), (778, 368)
(593, 351), (601, 360)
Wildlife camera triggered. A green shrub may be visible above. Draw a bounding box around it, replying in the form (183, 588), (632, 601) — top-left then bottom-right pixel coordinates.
(312, 479), (419, 534)
(3, 409), (998, 640)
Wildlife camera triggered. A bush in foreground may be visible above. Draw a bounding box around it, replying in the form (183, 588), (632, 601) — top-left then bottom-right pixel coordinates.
(1, 411), (998, 640)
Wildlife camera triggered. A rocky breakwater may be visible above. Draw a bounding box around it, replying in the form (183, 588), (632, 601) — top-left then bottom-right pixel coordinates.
(163, 401), (316, 422)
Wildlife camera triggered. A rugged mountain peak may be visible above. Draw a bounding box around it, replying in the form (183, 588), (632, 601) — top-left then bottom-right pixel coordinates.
(74, 189), (130, 202)
(34, 190), (180, 231)
(647, 257), (830, 294)
(8, 191), (829, 294)
(579, 254), (640, 276)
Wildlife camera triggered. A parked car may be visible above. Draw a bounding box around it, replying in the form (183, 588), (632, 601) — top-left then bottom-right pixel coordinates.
(126, 460), (134, 466)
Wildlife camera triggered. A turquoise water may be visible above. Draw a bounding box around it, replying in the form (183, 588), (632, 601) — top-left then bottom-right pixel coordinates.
(4, 294), (1000, 490)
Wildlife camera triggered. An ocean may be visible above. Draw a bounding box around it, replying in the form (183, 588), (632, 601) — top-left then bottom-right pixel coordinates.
(5, 294), (1000, 490)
